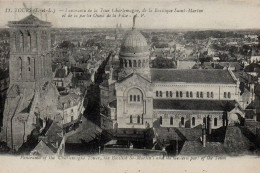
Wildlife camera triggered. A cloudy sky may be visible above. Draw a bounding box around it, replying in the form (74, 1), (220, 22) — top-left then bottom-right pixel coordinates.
(0, 0), (260, 29)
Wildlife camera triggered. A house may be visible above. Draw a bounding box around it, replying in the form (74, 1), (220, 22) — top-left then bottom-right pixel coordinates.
(57, 91), (85, 127)
(30, 121), (65, 156)
(53, 66), (73, 88)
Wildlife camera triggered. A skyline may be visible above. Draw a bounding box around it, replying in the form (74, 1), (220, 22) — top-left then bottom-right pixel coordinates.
(0, 1), (259, 30)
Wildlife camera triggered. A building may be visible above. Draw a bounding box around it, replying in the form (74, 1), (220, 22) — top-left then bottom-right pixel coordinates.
(100, 18), (244, 134)
(1, 15), (60, 151)
(53, 66), (73, 88)
(30, 121), (65, 156)
(57, 91), (85, 127)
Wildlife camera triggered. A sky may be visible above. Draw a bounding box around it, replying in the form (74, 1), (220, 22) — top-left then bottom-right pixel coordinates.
(0, 0), (260, 29)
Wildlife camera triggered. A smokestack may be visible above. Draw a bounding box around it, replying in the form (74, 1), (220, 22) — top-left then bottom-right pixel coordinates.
(202, 124), (206, 147)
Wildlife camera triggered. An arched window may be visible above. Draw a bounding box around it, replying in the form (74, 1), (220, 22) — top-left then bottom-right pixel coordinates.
(19, 31), (24, 52)
(166, 91), (169, 97)
(170, 117), (173, 125)
(18, 57), (22, 78)
(176, 91), (179, 97)
(224, 92), (227, 98)
(228, 92), (231, 98)
(137, 95), (140, 101)
(130, 95), (132, 102)
(214, 118), (218, 126)
(170, 91), (173, 97)
(181, 117), (184, 125)
(27, 57), (31, 71)
(186, 91), (189, 97)
(207, 92), (210, 98)
(134, 95), (136, 101)
(200, 92), (203, 98)
(129, 60), (132, 67)
(160, 91), (162, 97)
(137, 115), (140, 124)
(196, 91), (199, 98)
(156, 91), (159, 97)
(180, 91), (183, 98)
(211, 92), (214, 98)
(160, 116), (162, 125)
(124, 60), (127, 67)
(190, 92), (193, 98)
(27, 31), (31, 51)
(133, 60), (137, 67)
(192, 117), (195, 126)
(138, 60), (141, 67)
(130, 115), (133, 123)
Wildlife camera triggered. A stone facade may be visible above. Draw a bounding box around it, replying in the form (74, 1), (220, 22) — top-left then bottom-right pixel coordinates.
(1, 15), (60, 151)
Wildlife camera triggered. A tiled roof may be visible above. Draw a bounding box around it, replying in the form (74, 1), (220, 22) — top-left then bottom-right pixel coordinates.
(180, 140), (226, 156)
(153, 99), (237, 111)
(151, 69), (236, 84)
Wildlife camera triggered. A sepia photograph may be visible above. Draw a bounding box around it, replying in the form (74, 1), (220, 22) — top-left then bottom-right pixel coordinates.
(0, 0), (260, 172)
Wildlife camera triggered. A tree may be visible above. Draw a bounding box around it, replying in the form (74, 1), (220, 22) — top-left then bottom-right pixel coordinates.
(151, 56), (176, 68)
(151, 36), (159, 43)
(58, 41), (75, 49)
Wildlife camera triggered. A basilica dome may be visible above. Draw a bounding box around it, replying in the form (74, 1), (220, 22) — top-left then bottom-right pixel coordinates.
(120, 29), (149, 55)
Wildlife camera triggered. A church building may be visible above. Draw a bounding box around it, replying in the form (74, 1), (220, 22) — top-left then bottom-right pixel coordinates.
(100, 17), (245, 132)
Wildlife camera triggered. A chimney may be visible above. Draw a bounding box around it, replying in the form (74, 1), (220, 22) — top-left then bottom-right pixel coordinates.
(202, 124), (206, 147)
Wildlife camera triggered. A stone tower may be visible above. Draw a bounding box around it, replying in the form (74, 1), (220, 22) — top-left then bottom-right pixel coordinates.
(8, 14), (52, 87)
(1, 15), (59, 151)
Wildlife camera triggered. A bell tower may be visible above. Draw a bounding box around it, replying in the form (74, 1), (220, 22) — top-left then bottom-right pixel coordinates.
(8, 14), (52, 89)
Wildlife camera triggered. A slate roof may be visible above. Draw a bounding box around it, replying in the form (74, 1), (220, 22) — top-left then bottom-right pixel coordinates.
(244, 63), (260, 73)
(31, 140), (54, 155)
(151, 69), (236, 84)
(58, 92), (81, 109)
(8, 14), (51, 27)
(224, 126), (256, 154)
(154, 127), (202, 144)
(153, 99), (237, 111)
(180, 140), (226, 156)
(43, 122), (64, 153)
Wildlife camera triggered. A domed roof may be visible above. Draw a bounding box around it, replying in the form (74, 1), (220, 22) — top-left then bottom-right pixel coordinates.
(120, 29), (149, 55)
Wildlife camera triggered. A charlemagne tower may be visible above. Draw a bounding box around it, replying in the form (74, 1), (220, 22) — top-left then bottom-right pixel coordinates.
(1, 15), (59, 151)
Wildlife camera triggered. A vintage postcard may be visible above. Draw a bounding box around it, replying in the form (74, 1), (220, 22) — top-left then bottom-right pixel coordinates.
(0, 0), (259, 172)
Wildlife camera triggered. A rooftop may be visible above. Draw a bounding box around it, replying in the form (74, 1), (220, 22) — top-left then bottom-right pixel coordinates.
(153, 99), (237, 111)
(8, 14), (51, 27)
(180, 140), (226, 156)
(224, 126), (256, 154)
(151, 69), (237, 84)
